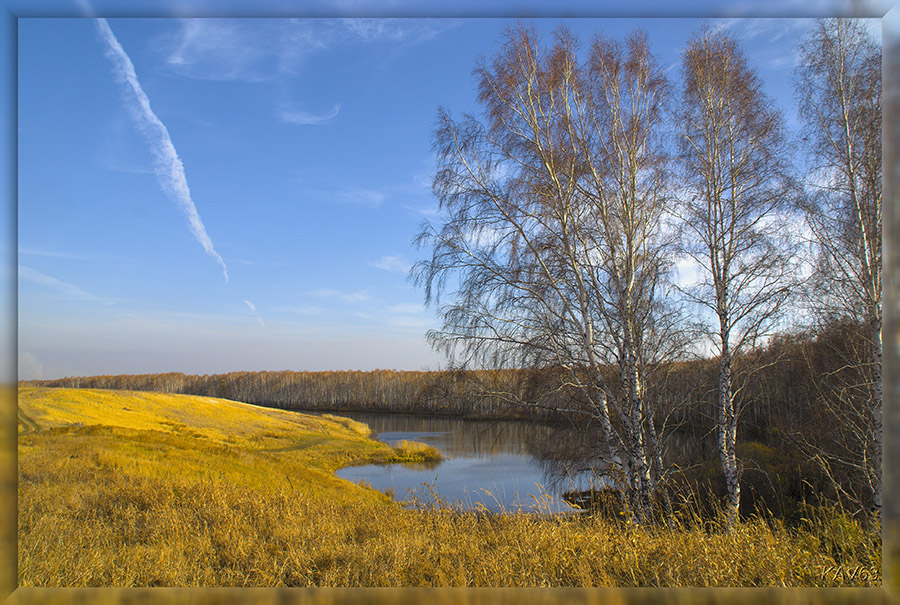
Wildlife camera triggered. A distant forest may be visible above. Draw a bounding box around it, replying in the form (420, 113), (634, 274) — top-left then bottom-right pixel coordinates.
(21, 318), (875, 515)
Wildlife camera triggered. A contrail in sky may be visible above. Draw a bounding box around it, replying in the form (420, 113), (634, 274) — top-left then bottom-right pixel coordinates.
(244, 299), (266, 327)
(95, 18), (229, 283)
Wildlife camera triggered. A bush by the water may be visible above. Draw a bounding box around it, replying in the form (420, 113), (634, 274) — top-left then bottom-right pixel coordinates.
(389, 439), (443, 464)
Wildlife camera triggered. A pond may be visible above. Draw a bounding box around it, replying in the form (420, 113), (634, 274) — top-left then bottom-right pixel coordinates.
(330, 412), (612, 513)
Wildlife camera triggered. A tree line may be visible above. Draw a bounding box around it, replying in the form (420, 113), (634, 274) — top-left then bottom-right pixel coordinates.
(20, 369), (552, 419)
(19, 317), (877, 518)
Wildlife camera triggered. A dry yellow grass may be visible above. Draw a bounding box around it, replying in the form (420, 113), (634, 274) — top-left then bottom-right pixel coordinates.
(390, 439), (443, 463)
(18, 387), (400, 503)
(19, 387), (371, 450)
(17, 387), (881, 587)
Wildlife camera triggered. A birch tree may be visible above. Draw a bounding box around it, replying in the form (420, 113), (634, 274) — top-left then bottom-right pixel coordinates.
(677, 27), (795, 525)
(795, 18), (882, 516)
(415, 25), (680, 521)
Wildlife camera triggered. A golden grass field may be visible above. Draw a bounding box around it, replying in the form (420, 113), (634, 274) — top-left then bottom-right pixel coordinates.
(17, 387), (882, 588)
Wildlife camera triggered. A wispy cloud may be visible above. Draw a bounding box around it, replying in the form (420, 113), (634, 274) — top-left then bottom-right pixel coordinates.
(159, 19), (456, 83)
(739, 18), (810, 42)
(312, 288), (371, 304)
(243, 299), (266, 327)
(279, 104), (342, 125)
(275, 304), (324, 315)
(707, 18), (814, 71)
(339, 18), (451, 44)
(297, 185), (386, 208)
(332, 186), (385, 208)
(19, 265), (113, 304)
(369, 255), (410, 273)
(383, 301), (431, 330)
(709, 19), (739, 34)
(404, 204), (440, 216)
(162, 19), (326, 82)
(386, 303), (425, 314)
(18, 247), (97, 261)
(96, 18), (229, 283)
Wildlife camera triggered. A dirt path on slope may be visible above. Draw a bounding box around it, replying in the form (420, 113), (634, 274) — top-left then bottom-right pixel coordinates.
(17, 407), (40, 435)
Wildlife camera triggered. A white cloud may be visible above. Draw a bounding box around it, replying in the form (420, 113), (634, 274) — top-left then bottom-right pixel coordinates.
(339, 18), (450, 44)
(163, 19), (326, 82)
(709, 19), (738, 34)
(369, 255), (411, 273)
(243, 299), (266, 327)
(759, 209), (812, 243)
(96, 18), (229, 283)
(673, 255), (703, 290)
(18, 247), (97, 261)
(279, 104), (341, 125)
(341, 291), (372, 304)
(405, 204), (440, 216)
(739, 18), (810, 42)
(311, 288), (340, 297)
(383, 302), (432, 330)
(331, 187), (385, 208)
(158, 18), (457, 84)
(19, 266), (114, 304)
(706, 18), (814, 71)
(275, 305), (324, 315)
(312, 288), (371, 304)
(386, 303), (425, 314)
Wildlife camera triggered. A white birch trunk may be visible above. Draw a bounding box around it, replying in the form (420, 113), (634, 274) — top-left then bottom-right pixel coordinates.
(871, 314), (882, 516)
(627, 355), (652, 518)
(580, 316), (628, 502)
(718, 342), (740, 525)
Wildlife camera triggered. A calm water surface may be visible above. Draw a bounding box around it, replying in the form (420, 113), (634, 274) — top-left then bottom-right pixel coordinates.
(330, 412), (608, 513)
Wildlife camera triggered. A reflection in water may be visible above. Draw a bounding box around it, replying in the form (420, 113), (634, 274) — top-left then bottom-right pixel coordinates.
(331, 412), (614, 513)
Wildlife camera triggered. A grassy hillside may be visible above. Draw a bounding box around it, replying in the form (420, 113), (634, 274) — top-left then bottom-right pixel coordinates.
(17, 387), (414, 496)
(17, 387), (881, 588)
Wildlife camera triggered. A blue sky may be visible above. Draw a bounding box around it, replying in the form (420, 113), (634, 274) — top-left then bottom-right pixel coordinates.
(12, 9), (886, 380)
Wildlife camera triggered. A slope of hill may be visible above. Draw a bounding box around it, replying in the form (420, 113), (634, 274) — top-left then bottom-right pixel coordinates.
(18, 387), (411, 511)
